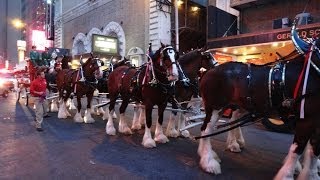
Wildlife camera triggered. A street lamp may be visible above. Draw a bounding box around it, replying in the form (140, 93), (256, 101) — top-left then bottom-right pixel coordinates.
(11, 18), (25, 29)
(11, 18), (27, 65)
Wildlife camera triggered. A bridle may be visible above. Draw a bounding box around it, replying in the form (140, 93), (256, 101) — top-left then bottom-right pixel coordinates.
(160, 46), (178, 69)
(200, 50), (219, 68)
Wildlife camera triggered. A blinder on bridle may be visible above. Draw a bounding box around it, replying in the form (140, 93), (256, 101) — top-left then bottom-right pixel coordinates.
(93, 58), (104, 67)
(200, 50), (218, 67)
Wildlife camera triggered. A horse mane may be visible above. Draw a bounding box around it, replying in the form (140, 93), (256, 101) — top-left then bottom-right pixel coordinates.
(151, 46), (162, 62)
(178, 49), (201, 65)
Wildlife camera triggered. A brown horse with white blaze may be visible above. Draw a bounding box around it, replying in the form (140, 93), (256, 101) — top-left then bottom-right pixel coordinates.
(106, 43), (179, 148)
(56, 56), (103, 123)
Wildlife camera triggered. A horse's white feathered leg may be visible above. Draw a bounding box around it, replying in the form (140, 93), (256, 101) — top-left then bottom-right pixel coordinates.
(106, 110), (116, 135)
(199, 110), (221, 174)
(68, 98), (77, 110)
(226, 110), (244, 152)
(97, 107), (105, 116)
(74, 111), (84, 123)
(274, 143), (301, 180)
(165, 113), (179, 138)
(138, 107), (146, 127)
(131, 105), (142, 130)
(142, 126), (156, 148)
(297, 143), (320, 180)
(84, 108), (95, 123)
(119, 113), (132, 135)
(58, 101), (68, 119)
(50, 99), (59, 112)
(178, 113), (190, 138)
(155, 122), (169, 143)
(102, 107), (109, 120)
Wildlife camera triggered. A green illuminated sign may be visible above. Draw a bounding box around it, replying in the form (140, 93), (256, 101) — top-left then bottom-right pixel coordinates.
(92, 34), (118, 54)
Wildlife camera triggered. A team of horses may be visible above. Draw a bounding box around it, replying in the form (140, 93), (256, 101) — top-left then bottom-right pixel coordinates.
(22, 22), (320, 178)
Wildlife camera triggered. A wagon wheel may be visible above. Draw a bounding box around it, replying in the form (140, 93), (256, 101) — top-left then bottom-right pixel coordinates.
(261, 116), (293, 133)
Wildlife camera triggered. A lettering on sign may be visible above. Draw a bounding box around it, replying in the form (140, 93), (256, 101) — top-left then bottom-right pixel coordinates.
(276, 27), (320, 41)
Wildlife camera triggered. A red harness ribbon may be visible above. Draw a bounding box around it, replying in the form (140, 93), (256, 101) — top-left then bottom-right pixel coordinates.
(293, 48), (311, 99)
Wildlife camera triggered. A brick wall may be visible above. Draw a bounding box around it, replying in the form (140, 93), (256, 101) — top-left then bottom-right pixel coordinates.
(240, 0), (320, 33)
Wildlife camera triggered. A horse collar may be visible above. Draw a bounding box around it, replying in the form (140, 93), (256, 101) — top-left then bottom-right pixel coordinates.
(268, 62), (287, 108)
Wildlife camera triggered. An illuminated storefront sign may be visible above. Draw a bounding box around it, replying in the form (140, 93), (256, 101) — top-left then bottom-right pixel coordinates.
(92, 34), (118, 54)
(32, 30), (52, 51)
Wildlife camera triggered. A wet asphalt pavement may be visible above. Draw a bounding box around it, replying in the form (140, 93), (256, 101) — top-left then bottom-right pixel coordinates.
(0, 93), (294, 179)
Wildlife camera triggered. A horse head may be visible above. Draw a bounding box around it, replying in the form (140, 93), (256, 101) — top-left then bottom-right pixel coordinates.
(82, 57), (104, 80)
(151, 43), (179, 82)
(199, 49), (219, 70)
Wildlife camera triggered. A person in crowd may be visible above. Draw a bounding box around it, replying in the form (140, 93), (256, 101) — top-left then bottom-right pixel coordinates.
(30, 70), (50, 131)
(29, 45), (40, 66)
(41, 47), (51, 66)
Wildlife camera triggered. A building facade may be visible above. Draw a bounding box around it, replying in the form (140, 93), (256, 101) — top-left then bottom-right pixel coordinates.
(54, 0), (173, 66)
(0, 0), (23, 67)
(0, 0), (49, 68)
(207, 0), (320, 64)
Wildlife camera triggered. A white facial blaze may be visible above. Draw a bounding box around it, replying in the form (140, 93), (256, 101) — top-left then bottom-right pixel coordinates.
(167, 49), (179, 80)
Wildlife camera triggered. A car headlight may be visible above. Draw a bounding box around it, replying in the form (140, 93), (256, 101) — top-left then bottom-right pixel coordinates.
(0, 78), (4, 87)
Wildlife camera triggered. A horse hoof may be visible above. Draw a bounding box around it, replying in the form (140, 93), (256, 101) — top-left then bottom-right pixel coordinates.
(180, 130), (190, 138)
(154, 134), (169, 144)
(142, 138), (156, 148)
(166, 129), (179, 138)
(74, 119), (84, 123)
(119, 127), (133, 135)
(106, 126), (116, 135)
(227, 142), (242, 153)
(131, 124), (142, 130)
(200, 157), (221, 174)
(84, 119), (95, 123)
(58, 115), (67, 119)
(237, 139), (245, 148)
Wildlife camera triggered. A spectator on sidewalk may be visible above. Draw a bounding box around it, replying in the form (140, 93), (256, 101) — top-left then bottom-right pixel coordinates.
(30, 70), (50, 131)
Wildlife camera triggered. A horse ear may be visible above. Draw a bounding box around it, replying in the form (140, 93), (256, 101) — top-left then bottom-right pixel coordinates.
(160, 42), (165, 48)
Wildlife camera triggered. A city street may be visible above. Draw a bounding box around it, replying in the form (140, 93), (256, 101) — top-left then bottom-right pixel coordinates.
(0, 92), (295, 179)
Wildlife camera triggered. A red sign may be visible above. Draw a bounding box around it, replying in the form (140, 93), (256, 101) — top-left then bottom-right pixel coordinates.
(275, 27), (320, 41)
